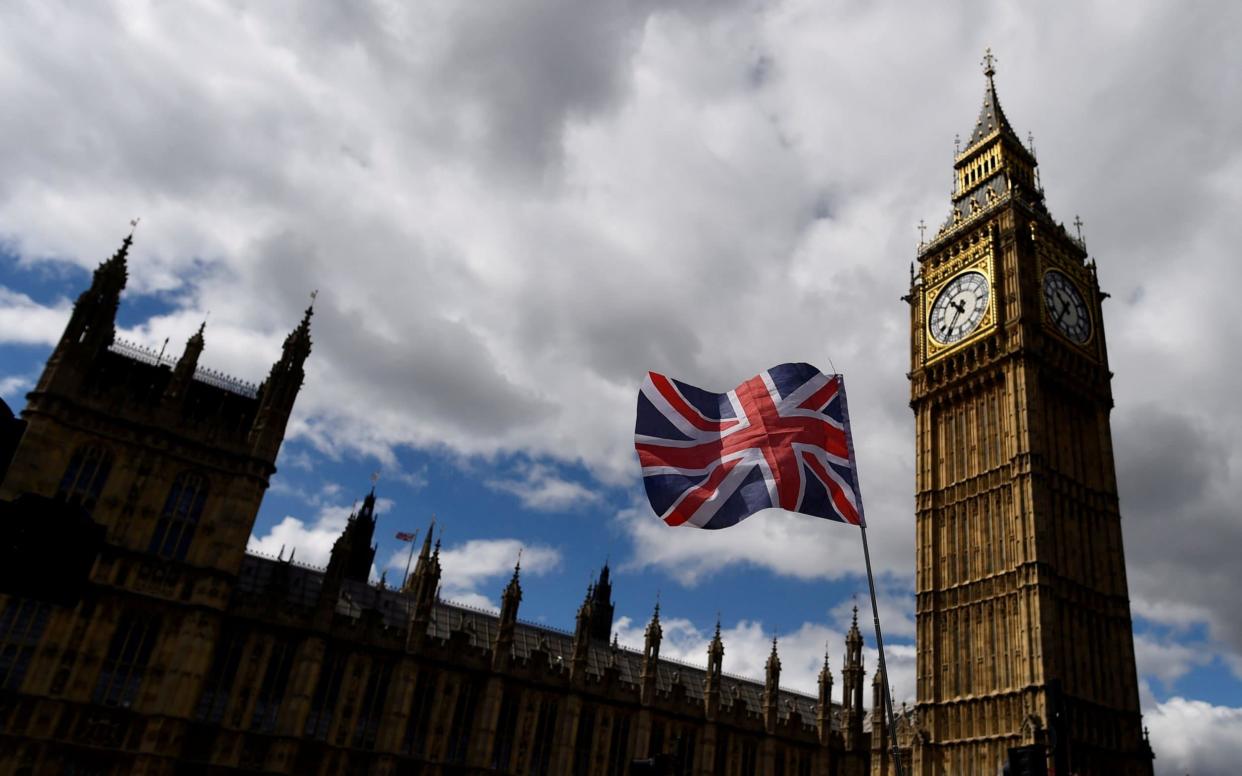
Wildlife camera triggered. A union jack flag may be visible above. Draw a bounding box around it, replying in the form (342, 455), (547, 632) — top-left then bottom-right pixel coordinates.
(635, 363), (864, 529)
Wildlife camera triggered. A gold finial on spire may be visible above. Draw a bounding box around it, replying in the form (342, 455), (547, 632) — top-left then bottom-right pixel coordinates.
(917, 219), (927, 248)
(982, 47), (996, 79)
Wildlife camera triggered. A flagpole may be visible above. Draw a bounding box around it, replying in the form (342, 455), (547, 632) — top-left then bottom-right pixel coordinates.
(401, 529), (419, 629)
(860, 523), (905, 776)
(401, 529), (419, 590)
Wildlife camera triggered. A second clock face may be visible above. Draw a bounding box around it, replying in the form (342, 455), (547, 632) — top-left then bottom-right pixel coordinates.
(929, 271), (990, 345)
(1042, 269), (1091, 343)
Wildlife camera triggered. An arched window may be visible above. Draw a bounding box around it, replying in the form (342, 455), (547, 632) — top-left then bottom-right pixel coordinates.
(148, 472), (209, 560)
(55, 444), (114, 515)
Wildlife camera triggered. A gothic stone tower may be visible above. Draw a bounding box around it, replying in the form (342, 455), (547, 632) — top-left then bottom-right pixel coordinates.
(906, 54), (1152, 775)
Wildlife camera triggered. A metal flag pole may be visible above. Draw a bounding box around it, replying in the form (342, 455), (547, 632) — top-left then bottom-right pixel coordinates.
(401, 528), (420, 628)
(401, 529), (420, 590)
(860, 523), (905, 776)
(834, 371), (905, 776)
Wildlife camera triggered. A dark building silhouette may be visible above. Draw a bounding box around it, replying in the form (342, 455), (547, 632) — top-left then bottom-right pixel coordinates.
(0, 233), (885, 775)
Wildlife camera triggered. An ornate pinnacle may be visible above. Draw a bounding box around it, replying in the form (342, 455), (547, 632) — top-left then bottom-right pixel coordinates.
(982, 47), (996, 79)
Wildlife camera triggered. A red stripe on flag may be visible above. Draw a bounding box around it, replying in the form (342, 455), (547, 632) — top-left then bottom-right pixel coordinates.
(650, 373), (739, 433)
(797, 377), (839, 412)
(802, 452), (861, 525)
(663, 459), (740, 527)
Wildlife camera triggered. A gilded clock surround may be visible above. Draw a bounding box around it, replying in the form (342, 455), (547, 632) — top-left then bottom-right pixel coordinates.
(919, 230), (997, 364)
(1033, 227), (1099, 354)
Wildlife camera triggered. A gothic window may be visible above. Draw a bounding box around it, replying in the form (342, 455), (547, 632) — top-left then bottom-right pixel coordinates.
(0, 598), (51, 691)
(250, 637), (296, 733)
(55, 444), (113, 515)
(148, 471), (209, 560)
(194, 626), (245, 723)
(740, 739), (758, 775)
(676, 728), (696, 774)
(713, 727), (730, 775)
(445, 676), (480, 764)
(649, 720), (664, 760)
(528, 696), (560, 775)
(572, 703), (597, 776)
(93, 612), (160, 707)
(351, 659), (394, 751)
(491, 687), (521, 770)
(304, 647), (347, 740)
(403, 668), (438, 757)
(606, 711), (632, 776)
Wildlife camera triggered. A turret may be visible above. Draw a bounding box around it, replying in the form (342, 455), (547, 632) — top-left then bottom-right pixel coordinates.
(571, 582), (593, 681)
(492, 558), (521, 670)
(817, 649), (834, 743)
(39, 232), (131, 394)
(249, 302), (313, 462)
(405, 520), (440, 644)
(164, 322), (205, 402)
(763, 637), (781, 733)
(843, 606), (866, 750)
(324, 488), (378, 585)
(588, 561), (615, 640)
(315, 488), (379, 623)
(640, 601), (662, 704)
(704, 617), (724, 719)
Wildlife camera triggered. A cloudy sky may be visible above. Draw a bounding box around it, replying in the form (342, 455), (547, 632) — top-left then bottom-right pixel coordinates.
(2, 1), (1240, 771)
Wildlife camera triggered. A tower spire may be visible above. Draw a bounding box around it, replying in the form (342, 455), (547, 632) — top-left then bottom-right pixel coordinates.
(248, 296), (314, 461)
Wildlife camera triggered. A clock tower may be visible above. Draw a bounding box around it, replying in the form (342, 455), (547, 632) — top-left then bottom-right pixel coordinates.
(906, 52), (1153, 775)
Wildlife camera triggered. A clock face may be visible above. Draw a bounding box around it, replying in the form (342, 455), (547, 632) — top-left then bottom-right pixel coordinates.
(1042, 269), (1091, 343)
(928, 270), (991, 345)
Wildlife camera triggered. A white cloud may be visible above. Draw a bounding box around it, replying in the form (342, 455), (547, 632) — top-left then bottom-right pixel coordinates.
(485, 463), (602, 512)
(1145, 697), (1242, 776)
(247, 496), (394, 568)
(619, 498), (909, 586)
(0, 372), (34, 400)
(1134, 633), (1213, 690)
(0, 288), (70, 346)
(383, 537), (562, 610)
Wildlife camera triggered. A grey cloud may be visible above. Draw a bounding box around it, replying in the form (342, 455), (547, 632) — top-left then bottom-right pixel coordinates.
(1116, 405), (1242, 660)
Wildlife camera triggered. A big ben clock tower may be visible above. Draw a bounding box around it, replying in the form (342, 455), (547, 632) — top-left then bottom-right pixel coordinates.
(907, 52), (1154, 775)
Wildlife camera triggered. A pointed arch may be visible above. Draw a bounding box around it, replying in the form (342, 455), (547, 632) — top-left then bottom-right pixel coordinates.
(55, 444), (114, 515)
(148, 471), (209, 560)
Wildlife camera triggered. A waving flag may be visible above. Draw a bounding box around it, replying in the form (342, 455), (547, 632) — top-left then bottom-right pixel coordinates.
(635, 363), (864, 529)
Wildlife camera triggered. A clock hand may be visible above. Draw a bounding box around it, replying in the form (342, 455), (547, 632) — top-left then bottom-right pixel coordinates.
(942, 305), (962, 334)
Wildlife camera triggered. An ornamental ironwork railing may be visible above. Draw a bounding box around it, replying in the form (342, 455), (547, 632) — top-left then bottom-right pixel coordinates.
(108, 338), (259, 398)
